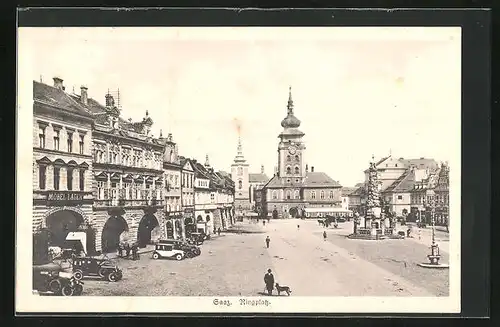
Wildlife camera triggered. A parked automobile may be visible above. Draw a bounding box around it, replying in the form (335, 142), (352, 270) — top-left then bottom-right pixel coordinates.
(187, 232), (205, 245)
(159, 239), (201, 257)
(152, 243), (186, 260)
(72, 256), (123, 282)
(33, 263), (84, 296)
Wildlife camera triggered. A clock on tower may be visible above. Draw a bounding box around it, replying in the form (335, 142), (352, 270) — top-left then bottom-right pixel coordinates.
(288, 146), (297, 155)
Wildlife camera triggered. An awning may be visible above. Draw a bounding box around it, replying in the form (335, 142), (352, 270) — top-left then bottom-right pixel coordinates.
(304, 207), (353, 213)
(65, 232), (87, 255)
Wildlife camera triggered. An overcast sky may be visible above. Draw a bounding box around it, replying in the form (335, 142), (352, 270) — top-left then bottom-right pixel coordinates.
(19, 27), (461, 186)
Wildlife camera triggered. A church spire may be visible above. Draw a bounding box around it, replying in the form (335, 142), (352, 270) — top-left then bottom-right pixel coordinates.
(204, 154), (210, 168)
(233, 136), (247, 164)
(287, 85), (294, 115)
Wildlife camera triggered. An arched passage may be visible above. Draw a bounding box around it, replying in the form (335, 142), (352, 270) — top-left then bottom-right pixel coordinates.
(197, 215), (203, 222)
(289, 207), (298, 218)
(46, 210), (85, 248)
(101, 216), (128, 253)
(137, 214), (159, 248)
(166, 220), (174, 239)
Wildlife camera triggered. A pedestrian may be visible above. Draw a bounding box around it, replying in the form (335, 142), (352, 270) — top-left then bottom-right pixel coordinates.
(264, 269), (275, 296)
(267, 217), (270, 223)
(125, 243), (131, 258)
(217, 227), (221, 236)
(297, 224), (300, 230)
(418, 228), (422, 240)
(131, 243), (138, 261)
(265, 236), (270, 248)
(263, 220), (266, 226)
(323, 231), (327, 241)
(117, 244), (123, 258)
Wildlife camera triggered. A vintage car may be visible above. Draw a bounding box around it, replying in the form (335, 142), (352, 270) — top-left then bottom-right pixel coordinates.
(152, 243), (185, 260)
(187, 232), (205, 245)
(33, 263), (84, 296)
(157, 239), (201, 257)
(72, 256), (123, 282)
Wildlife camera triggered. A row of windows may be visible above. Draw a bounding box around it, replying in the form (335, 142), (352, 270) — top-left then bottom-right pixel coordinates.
(197, 180), (209, 187)
(182, 173), (194, 188)
(286, 155), (300, 162)
(271, 190), (335, 200)
(96, 184), (162, 200)
(411, 194), (449, 205)
(165, 173), (180, 189)
(38, 165), (85, 191)
(39, 126), (85, 155)
(286, 166), (301, 175)
(93, 147), (162, 170)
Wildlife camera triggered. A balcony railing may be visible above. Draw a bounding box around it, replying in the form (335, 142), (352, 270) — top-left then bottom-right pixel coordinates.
(94, 198), (164, 208)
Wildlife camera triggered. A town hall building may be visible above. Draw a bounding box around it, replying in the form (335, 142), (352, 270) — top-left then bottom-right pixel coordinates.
(261, 87), (342, 218)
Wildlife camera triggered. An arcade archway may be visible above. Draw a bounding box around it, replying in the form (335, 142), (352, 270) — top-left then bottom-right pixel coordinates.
(101, 216), (128, 253)
(289, 207), (298, 218)
(137, 214), (159, 248)
(45, 210), (85, 248)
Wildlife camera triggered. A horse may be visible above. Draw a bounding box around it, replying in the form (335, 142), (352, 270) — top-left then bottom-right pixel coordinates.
(317, 219), (325, 227)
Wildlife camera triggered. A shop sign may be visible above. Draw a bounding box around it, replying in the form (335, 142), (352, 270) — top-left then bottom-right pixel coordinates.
(47, 191), (84, 205)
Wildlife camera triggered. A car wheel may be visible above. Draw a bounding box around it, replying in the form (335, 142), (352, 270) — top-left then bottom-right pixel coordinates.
(175, 254), (183, 261)
(152, 252), (160, 259)
(73, 284), (83, 296)
(48, 279), (62, 294)
(61, 285), (74, 296)
(98, 267), (108, 278)
(73, 270), (84, 281)
(108, 272), (119, 282)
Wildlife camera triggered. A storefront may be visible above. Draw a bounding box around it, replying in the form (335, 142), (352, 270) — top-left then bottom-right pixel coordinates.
(33, 190), (94, 262)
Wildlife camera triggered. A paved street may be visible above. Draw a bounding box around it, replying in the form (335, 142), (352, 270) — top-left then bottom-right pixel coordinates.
(81, 219), (449, 297)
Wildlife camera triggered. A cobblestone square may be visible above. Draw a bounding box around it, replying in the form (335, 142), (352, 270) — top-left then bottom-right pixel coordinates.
(82, 219), (449, 297)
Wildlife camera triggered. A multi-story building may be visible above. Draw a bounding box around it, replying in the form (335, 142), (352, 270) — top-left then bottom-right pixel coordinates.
(249, 165), (270, 211)
(340, 187), (357, 211)
(192, 156), (217, 235)
(261, 87), (342, 218)
(32, 78), (94, 257)
(347, 183), (365, 214)
(161, 132), (183, 239)
(89, 91), (165, 252)
(179, 156), (195, 235)
(211, 171), (235, 231)
(409, 163), (450, 226)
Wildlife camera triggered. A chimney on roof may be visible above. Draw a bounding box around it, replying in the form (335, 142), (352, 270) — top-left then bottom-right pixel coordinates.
(261, 165), (265, 174)
(305, 164), (309, 173)
(105, 92), (115, 107)
(311, 166), (315, 173)
(80, 86), (88, 106)
(167, 133), (173, 142)
(53, 77), (64, 90)
(205, 154), (210, 168)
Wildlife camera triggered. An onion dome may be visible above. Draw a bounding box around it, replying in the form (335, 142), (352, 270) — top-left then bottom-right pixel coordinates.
(281, 86), (301, 128)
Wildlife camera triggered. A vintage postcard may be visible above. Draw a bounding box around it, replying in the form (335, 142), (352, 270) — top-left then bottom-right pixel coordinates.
(16, 26), (461, 314)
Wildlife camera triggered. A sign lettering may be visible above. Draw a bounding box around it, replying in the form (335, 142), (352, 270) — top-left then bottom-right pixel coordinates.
(47, 192), (85, 204)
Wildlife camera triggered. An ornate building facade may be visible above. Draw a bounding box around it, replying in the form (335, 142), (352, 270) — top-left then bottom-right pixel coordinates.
(32, 78), (95, 256)
(161, 132), (183, 239)
(89, 92), (165, 252)
(261, 87), (342, 218)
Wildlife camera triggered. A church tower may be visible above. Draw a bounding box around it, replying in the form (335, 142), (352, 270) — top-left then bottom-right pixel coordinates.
(231, 136), (251, 214)
(277, 86), (306, 182)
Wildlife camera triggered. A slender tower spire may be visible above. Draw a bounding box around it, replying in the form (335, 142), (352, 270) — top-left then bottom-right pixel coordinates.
(205, 154), (210, 168)
(287, 85), (294, 114)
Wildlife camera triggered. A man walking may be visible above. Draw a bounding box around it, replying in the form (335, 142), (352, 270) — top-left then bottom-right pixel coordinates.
(265, 236), (270, 248)
(323, 231), (327, 241)
(264, 269), (275, 296)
